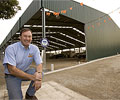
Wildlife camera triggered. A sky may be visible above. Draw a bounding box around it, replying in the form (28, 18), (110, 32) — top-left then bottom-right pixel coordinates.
(0, 0), (120, 45)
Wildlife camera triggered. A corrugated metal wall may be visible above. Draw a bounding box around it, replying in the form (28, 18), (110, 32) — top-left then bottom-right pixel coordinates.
(85, 18), (120, 60)
(20, 0), (41, 27)
(43, 0), (105, 24)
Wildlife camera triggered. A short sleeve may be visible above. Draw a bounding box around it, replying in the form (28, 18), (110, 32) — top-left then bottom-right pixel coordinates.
(3, 46), (16, 67)
(34, 47), (43, 66)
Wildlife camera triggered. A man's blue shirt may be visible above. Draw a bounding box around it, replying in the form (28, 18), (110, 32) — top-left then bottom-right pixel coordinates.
(3, 42), (42, 74)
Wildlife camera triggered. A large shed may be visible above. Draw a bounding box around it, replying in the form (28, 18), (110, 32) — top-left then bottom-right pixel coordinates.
(0, 0), (120, 61)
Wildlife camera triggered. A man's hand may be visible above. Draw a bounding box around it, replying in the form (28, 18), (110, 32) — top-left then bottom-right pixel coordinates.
(35, 72), (42, 80)
(33, 72), (42, 91)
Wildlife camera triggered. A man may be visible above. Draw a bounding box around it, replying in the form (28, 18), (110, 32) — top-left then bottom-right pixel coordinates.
(3, 28), (43, 100)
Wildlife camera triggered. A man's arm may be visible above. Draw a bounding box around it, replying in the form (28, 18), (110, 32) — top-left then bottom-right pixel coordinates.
(34, 64), (43, 91)
(36, 64), (42, 73)
(7, 64), (36, 81)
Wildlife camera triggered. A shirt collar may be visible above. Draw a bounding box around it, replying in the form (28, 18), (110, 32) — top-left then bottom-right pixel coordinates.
(19, 41), (31, 49)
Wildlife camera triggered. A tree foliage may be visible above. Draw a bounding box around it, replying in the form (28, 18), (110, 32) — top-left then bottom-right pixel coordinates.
(0, 0), (21, 19)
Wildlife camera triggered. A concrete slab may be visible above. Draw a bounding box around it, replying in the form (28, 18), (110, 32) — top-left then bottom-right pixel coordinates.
(1, 81), (91, 100)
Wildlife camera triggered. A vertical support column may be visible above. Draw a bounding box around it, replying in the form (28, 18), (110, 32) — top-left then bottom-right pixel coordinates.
(42, 7), (46, 70)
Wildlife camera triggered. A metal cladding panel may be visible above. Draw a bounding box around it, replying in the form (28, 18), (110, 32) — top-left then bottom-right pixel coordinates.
(43, 0), (105, 24)
(0, 38), (6, 49)
(43, 0), (86, 23)
(20, 0), (42, 27)
(11, 21), (19, 36)
(85, 16), (120, 61)
(6, 31), (12, 44)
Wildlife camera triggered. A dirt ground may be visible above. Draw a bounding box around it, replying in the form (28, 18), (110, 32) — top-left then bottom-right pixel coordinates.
(43, 55), (120, 100)
(0, 55), (120, 100)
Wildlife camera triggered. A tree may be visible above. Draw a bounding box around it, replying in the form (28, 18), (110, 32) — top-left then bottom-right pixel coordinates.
(0, 0), (21, 19)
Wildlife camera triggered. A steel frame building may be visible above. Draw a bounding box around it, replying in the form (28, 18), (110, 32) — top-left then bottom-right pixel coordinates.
(0, 0), (120, 61)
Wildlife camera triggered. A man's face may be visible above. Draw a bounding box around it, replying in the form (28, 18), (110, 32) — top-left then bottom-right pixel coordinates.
(20, 31), (32, 48)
